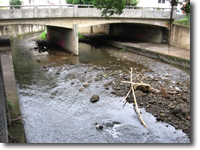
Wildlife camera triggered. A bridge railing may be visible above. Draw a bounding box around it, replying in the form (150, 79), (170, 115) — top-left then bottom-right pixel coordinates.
(0, 4), (179, 19)
(1, 4), (174, 10)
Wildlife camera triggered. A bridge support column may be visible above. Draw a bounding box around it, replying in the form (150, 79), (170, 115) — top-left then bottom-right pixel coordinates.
(47, 24), (79, 55)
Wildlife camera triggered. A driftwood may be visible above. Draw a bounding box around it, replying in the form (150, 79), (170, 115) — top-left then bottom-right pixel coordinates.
(122, 68), (149, 130)
(121, 81), (151, 92)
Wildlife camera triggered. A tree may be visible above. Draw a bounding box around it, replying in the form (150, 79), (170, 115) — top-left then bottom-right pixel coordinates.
(181, 0), (190, 15)
(72, 0), (81, 4)
(66, 0), (140, 18)
(125, 0), (139, 6)
(81, 0), (93, 4)
(93, 0), (126, 19)
(10, 0), (22, 9)
(66, 0), (93, 4)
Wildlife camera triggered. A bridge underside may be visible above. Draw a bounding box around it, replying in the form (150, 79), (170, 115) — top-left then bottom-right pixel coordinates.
(0, 17), (169, 29)
(0, 17), (170, 55)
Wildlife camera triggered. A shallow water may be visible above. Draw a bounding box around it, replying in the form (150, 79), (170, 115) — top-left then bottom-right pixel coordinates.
(11, 33), (190, 143)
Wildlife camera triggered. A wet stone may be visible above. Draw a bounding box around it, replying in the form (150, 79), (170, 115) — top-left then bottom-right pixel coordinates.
(90, 94), (99, 103)
(95, 77), (101, 81)
(88, 79), (92, 83)
(83, 83), (89, 87)
(42, 65), (48, 68)
(79, 88), (85, 92)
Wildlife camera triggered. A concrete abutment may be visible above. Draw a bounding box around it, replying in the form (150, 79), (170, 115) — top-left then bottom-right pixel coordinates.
(47, 24), (79, 55)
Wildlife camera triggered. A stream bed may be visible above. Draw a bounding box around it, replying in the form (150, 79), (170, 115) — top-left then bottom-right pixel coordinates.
(11, 32), (190, 143)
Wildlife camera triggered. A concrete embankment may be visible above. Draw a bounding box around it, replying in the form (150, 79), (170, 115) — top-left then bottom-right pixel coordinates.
(83, 34), (190, 69)
(103, 40), (190, 69)
(0, 37), (25, 143)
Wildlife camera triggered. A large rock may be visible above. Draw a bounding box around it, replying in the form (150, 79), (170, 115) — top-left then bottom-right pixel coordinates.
(90, 94), (99, 103)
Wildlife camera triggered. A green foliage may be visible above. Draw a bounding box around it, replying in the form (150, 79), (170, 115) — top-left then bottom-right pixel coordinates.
(78, 32), (86, 38)
(103, 73), (109, 77)
(120, 49), (126, 52)
(66, 0), (139, 18)
(66, 0), (73, 3)
(174, 15), (190, 27)
(72, 0), (81, 4)
(181, 0), (190, 15)
(7, 101), (13, 107)
(93, 0), (126, 19)
(66, 0), (93, 4)
(125, 0), (139, 6)
(10, 0), (22, 9)
(18, 33), (21, 37)
(39, 30), (47, 39)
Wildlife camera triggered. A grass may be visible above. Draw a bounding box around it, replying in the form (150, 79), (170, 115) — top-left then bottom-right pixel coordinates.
(7, 101), (13, 107)
(174, 15), (190, 27)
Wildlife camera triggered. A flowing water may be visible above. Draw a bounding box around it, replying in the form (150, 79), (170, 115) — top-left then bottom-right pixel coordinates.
(11, 32), (190, 143)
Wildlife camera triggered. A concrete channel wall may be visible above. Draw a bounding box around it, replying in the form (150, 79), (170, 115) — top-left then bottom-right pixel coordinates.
(170, 24), (190, 50)
(0, 24), (45, 38)
(0, 37), (25, 143)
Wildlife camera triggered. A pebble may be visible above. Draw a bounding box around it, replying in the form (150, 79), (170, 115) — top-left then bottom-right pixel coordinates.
(165, 74), (171, 77)
(148, 100), (156, 104)
(83, 83), (89, 87)
(172, 107), (182, 114)
(160, 113), (166, 117)
(88, 79), (92, 83)
(146, 104), (150, 108)
(42, 65), (47, 68)
(90, 94), (99, 103)
(79, 88), (85, 92)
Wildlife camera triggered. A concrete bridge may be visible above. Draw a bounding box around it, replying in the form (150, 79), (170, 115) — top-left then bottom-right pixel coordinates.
(0, 5), (182, 55)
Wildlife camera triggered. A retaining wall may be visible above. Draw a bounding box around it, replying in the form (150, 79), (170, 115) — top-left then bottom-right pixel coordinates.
(170, 24), (190, 50)
(0, 24), (45, 38)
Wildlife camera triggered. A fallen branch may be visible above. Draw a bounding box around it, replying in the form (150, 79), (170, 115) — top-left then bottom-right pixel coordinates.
(123, 68), (149, 130)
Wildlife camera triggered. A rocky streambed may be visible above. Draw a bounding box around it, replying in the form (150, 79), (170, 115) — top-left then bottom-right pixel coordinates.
(100, 46), (190, 138)
(12, 33), (190, 143)
(33, 38), (190, 138)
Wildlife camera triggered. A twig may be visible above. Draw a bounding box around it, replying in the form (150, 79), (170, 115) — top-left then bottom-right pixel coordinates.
(123, 88), (131, 103)
(9, 111), (26, 124)
(123, 101), (128, 107)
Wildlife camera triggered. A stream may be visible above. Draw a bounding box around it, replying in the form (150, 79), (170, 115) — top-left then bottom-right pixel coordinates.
(11, 32), (190, 143)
